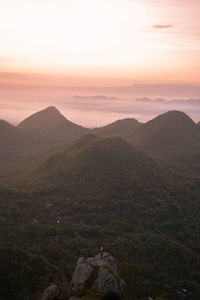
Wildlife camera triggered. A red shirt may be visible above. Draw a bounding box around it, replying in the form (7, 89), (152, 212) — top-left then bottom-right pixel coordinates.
(99, 248), (104, 254)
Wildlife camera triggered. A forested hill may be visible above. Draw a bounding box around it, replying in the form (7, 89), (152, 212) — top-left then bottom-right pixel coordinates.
(129, 110), (200, 146)
(92, 117), (142, 137)
(1, 109), (200, 299)
(0, 106), (90, 162)
(17, 106), (89, 145)
(10, 135), (172, 192)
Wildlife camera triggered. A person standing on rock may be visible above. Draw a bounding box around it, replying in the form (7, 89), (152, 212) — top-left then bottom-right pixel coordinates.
(99, 246), (104, 259)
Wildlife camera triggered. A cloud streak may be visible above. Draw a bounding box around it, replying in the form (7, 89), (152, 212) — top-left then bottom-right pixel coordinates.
(152, 24), (173, 29)
(0, 72), (43, 80)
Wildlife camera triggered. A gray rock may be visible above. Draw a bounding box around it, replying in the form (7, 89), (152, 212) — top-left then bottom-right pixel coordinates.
(70, 252), (126, 299)
(41, 284), (60, 300)
(94, 266), (121, 295)
(71, 257), (95, 292)
(68, 297), (81, 300)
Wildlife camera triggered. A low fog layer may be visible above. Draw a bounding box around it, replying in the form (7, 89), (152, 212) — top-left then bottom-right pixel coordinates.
(1, 85), (200, 127)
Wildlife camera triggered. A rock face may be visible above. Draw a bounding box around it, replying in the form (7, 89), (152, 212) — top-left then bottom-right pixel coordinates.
(70, 252), (126, 299)
(41, 284), (60, 300)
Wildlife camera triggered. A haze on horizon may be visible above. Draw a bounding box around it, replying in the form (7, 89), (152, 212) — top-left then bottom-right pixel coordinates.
(0, 0), (200, 126)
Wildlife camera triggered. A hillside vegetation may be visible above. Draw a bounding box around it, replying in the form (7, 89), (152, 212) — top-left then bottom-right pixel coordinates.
(1, 108), (200, 299)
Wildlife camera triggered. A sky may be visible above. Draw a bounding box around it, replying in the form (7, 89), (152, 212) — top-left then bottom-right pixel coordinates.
(0, 0), (200, 125)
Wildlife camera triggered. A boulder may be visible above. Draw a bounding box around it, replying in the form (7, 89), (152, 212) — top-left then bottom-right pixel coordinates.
(70, 252), (126, 299)
(41, 284), (60, 300)
(70, 257), (95, 292)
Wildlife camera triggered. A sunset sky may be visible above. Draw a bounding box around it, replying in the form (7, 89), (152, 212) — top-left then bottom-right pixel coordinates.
(0, 0), (199, 83)
(0, 0), (200, 125)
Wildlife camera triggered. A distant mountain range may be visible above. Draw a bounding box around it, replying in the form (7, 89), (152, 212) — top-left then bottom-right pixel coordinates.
(74, 95), (119, 100)
(2, 82), (200, 98)
(1, 106), (200, 165)
(135, 97), (200, 105)
(67, 84), (200, 97)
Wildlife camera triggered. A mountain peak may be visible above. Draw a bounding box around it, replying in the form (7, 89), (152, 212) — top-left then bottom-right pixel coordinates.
(43, 106), (60, 113)
(17, 106), (66, 130)
(46, 106), (57, 110)
(131, 110), (199, 148)
(160, 110), (193, 118)
(151, 110), (196, 128)
(17, 106), (89, 146)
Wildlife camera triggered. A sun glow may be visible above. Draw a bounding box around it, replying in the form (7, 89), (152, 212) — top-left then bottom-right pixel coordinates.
(0, 0), (152, 71)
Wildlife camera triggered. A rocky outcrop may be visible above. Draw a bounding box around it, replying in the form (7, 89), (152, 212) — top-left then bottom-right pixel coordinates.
(70, 252), (126, 299)
(41, 284), (60, 300)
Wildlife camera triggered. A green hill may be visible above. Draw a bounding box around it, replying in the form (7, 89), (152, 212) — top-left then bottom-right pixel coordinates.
(130, 110), (200, 147)
(92, 118), (141, 138)
(127, 111), (200, 174)
(16, 134), (180, 198)
(0, 107), (90, 163)
(17, 106), (89, 146)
